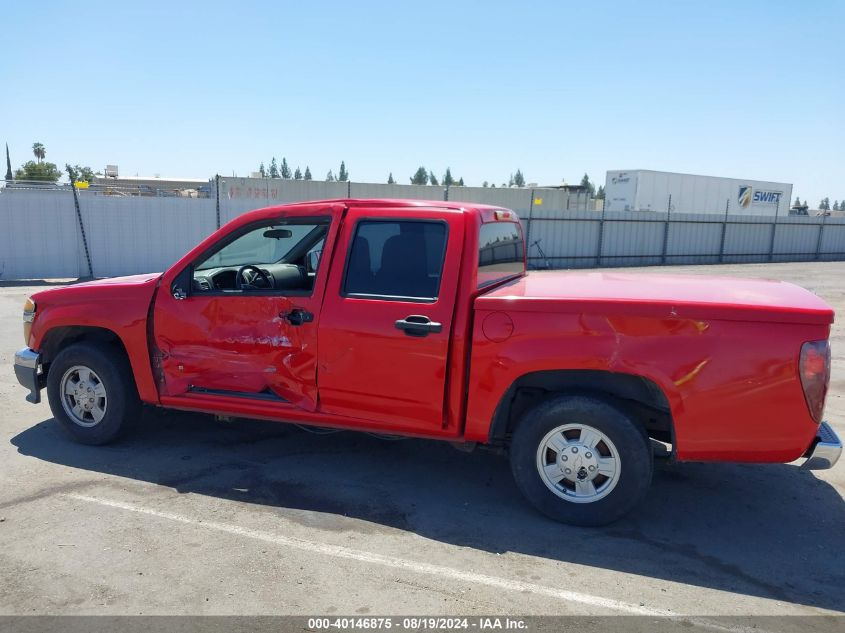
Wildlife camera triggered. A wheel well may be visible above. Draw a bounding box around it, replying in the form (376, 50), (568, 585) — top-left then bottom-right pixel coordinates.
(39, 326), (129, 367)
(489, 370), (675, 446)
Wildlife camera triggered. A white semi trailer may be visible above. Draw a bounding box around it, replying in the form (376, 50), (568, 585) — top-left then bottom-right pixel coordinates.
(604, 170), (793, 216)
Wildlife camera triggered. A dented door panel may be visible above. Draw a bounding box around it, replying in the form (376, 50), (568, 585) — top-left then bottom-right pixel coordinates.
(152, 203), (343, 413)
(154, 293), (321, 410)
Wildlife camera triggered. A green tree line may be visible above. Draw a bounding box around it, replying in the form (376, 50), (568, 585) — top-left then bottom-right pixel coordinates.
(6, 142), (96, 183)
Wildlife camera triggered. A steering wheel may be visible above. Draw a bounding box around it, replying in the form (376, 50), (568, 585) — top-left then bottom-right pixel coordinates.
(236, 265), (273, 290)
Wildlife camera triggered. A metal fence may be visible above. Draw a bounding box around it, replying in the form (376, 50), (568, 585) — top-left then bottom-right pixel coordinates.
(1, 177), (843, 280)
(524, 208), (845, 269)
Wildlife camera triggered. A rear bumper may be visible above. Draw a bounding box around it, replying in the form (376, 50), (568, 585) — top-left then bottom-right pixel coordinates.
(14, 347), (42, 404)
(801, 421), (842, 470)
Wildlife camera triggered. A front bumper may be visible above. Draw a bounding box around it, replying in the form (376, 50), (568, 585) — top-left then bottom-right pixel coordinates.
(801, 421), (842, 470)
(14, 347), (42, 404)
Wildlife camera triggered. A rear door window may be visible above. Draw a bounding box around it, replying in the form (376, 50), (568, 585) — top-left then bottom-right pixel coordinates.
(344, 220), (448, 300)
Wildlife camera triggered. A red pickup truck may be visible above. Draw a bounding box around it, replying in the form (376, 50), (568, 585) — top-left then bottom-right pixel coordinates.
(13, 199), (841, 525)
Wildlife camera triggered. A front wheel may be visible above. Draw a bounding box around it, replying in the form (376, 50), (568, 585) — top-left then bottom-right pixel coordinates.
(509, 394), (653, 526)
(46, 343), (141, 445)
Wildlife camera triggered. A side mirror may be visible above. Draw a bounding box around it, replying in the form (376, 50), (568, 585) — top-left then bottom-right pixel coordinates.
(307, 250), (322, 272)
(171, 266), (193, 300)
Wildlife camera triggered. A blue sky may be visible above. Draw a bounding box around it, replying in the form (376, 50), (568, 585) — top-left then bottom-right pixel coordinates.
(2, 1), (842, 204)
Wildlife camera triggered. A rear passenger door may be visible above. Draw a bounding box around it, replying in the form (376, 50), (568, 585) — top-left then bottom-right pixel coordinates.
(318, 206), (464, 433)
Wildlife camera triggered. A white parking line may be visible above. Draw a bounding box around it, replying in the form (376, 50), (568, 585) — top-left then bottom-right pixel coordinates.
(63, 492), (770, 629)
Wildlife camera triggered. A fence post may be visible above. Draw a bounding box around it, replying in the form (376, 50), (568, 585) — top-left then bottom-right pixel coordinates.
(661, 194), (671, 264)
(718, 198), (729, 263)
(215, 174), (221, 229)
(524, 189), (535, 266)
(68, 172), (93, 278)
(768, 196), (781, 262)
(815, 212), (827, 261)
(596, 198), (606, 267)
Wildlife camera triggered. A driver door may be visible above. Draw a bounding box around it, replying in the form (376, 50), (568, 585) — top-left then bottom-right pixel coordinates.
(153, 209), (338, 411)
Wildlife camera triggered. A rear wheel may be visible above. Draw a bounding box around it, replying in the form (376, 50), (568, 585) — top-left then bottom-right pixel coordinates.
(510, 394), (652, 526)
(47, 343), (140, 445)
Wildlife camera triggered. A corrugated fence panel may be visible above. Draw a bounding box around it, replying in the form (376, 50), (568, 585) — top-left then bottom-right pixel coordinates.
(3, 182), (845, 280)
(665, 213), (723, 265)
(0, 191), (83, 279)
(599, 212), (666, 266)
(772, 216), (821, 262)
(350, 182), (446, 201)
(448, 186), (533, 215)
(722, 215), (774, 263)
(81, 196), (216, 277)
(819, 217), (845, 260)
(218, 178), (350, 223)
(526, 214), (600, 268)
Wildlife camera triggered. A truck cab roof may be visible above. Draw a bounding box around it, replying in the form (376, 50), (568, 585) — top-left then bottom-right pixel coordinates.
(246, 198), (514, 223)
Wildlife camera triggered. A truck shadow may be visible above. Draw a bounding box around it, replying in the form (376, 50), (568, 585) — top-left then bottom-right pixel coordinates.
(11, 409), (845, 613)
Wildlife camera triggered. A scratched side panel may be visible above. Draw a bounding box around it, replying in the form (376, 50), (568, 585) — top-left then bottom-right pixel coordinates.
(464, 309), (827, 462)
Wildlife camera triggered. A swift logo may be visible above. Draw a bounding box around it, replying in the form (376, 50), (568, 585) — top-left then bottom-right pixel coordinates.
(738, 186), (783, 208)
(753, 190), (783, 204)
(738, 186), (752, 208)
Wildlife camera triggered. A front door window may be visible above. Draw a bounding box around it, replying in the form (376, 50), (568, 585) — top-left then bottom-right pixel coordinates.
(192, 220), (328, 294)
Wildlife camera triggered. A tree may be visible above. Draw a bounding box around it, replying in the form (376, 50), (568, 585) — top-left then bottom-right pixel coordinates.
(429, 170), (439, 186)
(457, 177), (464, 186)
(269, 157), (280, 178)
(508, 174), (514, 187)
(513, 169), (525, 187)
(15, 160), (61, 182)
(294, 166), (302, 180)
(794, 196), (801, 207)
(410, 166), (429, 185)
(490, 183), (496, 188)
(304, 166), (312, 180)
(32, 142), (45, 163)
(443, 167), (454, 186)
(281, 158), (292, 179)
(819, 197), (830, 211)
(388, 172), (395, 184)
(66, 164), (95, 182)
(833, 200), (840, 211)
(482, 181), (489, 188)
(259, 162), (266, 178)
(326, 170), (335, 182)
(338, 161), (348, 182)
(5, 143), (12, 181)
(596, 185), (605, 200)
(580, 173), (596, 196)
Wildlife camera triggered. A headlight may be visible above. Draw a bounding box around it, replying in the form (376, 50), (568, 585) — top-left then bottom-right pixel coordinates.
(23, 297), (36, 344)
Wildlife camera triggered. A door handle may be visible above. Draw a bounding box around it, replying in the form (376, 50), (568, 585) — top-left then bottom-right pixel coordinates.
(395, 315), (442, 337)
(280, 308), (314, 326)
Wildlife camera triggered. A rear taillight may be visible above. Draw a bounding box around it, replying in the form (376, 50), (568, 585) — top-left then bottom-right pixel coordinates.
(799, 340), (831, 423)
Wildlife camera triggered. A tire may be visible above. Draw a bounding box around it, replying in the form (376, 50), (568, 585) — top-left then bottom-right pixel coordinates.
(509, 393), (653, 526)
(46, 342), (141, 445)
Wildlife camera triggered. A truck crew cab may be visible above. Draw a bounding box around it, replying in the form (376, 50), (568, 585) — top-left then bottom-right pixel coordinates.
(14, 199), (842, 525)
